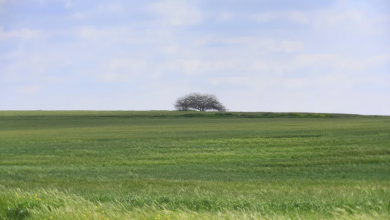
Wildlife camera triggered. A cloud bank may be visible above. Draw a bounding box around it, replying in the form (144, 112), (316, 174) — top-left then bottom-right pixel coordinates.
(0, 0), (389, 114)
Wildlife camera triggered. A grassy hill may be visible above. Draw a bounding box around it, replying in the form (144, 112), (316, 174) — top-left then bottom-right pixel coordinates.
(0, 110), (372, 118)
(0, 111), (389, 219)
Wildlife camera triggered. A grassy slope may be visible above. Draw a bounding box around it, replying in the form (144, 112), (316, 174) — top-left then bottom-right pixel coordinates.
(0, 111), (389, 219)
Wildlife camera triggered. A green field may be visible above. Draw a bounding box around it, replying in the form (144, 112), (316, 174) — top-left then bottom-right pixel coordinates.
(1, 111), (390, 219)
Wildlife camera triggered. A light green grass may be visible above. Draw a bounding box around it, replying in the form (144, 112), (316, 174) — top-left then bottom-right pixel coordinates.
(0, 111), (389, 219)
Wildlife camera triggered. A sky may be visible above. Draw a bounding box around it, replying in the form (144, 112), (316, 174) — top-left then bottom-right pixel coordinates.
(1, 0), (389, 115)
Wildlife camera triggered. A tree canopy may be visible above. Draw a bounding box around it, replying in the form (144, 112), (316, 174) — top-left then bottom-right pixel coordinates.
(174, 93), (226, 112)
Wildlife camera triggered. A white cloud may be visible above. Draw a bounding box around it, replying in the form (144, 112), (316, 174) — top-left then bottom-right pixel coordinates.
(248, 52), (389, 91)
(0, 27), (41, 40)
(72, 26), (175, 47)
(70, 12), (87, 20)
(291, 54), (389, 74)
(149, 0), (203, 26)
(311, 9), (384, 34)
(222, 37), (305, 53)
(78, 27), (99, 40)
(253, 11), (309, 24)
(206, 76), (254, 87)
(280, 40), (305, 53)
(253, 6), (389, 35)
(17, 85), (41, 95)
(64, 0), (73, 9)
(367, 55), (390, 65)
(69, 2), (124, 20)
(99, 58), (148, 82)
(162, 59), (236, 76)
(218, 12), (233, 22)
(292, 54), (342, 67)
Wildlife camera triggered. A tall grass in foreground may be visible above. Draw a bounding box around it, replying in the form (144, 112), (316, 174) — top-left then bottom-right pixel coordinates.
(0, 188), (386, 220)
(1, 186), (389, 220)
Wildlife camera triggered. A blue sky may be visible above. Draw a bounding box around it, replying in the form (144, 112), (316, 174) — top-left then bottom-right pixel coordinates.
(1, 0), (389, 114)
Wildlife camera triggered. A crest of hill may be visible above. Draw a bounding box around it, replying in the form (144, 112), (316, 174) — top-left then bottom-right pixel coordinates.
(0, 110), (383, 119)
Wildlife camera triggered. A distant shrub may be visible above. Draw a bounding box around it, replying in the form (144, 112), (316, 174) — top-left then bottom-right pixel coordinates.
(312, 113), (333, 118)
(239, 112), (334, 118)
(183, 114), (206, 118)
(214, 113), (235, 117)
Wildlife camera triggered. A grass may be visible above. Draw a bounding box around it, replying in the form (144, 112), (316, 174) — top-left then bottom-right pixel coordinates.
(0, 111), (389, 219)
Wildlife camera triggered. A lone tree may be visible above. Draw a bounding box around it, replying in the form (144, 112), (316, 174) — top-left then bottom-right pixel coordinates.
(174, 93), (226, 112)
